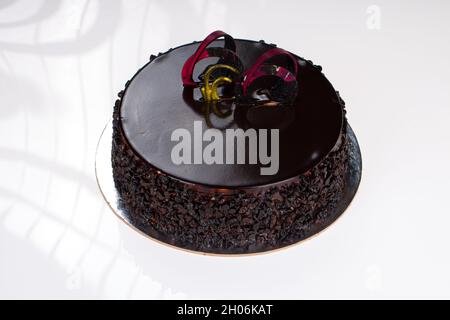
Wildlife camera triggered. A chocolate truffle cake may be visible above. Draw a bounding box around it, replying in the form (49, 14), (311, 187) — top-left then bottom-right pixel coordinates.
(110, 31), (360, 254)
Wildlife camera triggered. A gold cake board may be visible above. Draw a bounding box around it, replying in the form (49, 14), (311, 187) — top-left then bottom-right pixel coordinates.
(95, 119), (362, 256)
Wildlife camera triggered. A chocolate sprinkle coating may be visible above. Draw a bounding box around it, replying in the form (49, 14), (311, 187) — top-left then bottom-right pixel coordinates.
(111, 96), (350, 254)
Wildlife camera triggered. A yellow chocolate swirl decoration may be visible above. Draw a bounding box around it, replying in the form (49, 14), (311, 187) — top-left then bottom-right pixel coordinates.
(200, 64), (239, 102)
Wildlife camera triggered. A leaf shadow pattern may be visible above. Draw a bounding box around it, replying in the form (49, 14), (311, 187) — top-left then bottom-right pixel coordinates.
(0, 0), (122, 55)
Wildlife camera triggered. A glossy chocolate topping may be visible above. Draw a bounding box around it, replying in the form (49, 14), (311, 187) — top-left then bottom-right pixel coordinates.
(120, 39), (343, 188)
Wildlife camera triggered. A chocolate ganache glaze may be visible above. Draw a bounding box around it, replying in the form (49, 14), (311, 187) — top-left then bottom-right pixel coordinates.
(119, 39), (343, 188)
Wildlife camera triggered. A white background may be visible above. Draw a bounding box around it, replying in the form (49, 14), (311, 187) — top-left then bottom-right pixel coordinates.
(1, 0), (450, 299)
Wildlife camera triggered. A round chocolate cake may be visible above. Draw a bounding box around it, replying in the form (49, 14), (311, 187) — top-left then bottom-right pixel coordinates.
(110, 31), (360, 254)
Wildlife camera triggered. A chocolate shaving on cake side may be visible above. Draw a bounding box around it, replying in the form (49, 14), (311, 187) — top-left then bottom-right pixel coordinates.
(112, 97), (349, 254)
